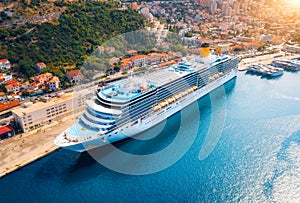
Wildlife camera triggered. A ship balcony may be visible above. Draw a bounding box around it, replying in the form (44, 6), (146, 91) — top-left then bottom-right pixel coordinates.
(84, 110), (116, 125)
(86, 99), (122, 115)
(80, 116), (114, 132)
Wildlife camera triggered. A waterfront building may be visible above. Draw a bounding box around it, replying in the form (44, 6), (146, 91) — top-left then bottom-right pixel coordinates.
(12, 91), (91, 132)
(66, 70), (83, 85)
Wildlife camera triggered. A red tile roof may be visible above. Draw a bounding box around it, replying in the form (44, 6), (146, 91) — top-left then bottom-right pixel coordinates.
(36, 62), (46, 67)
(0, 125), (13, 135)
(6, 80), (19, 86)
(67, 70), (82, 77)
(0, 59), (9, 63)
(130, 54), (147, 60)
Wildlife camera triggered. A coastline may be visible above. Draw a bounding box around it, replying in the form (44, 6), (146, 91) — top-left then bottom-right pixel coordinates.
(0, 112), (82, 178)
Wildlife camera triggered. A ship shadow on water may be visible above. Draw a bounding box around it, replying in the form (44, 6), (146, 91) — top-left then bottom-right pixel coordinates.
(60, 112), (183, 182)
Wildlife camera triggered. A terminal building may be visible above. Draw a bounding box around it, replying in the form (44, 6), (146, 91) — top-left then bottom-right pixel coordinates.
(12, 91), (93, 132)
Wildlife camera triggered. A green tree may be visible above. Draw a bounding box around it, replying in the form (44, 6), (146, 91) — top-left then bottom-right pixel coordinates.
(0, 28), (10, 40)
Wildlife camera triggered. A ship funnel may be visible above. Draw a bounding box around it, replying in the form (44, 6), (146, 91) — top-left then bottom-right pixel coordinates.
(200, 43), (211, 58)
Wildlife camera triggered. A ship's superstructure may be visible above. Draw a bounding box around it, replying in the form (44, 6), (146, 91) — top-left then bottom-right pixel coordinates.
(55, 45), (240, 152)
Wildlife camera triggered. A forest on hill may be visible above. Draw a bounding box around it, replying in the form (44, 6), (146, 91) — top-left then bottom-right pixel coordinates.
(0, 2), (145, 79)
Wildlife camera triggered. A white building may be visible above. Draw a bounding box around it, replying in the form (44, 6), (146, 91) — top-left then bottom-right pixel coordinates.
(12, 91), (92, 132)
(48, 76), (60, 91)
(0, 59), (11, 70)
(66, 70), (83, 85)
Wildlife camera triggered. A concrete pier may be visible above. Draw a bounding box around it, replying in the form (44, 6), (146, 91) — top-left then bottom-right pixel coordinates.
(0, 114), (79, 178)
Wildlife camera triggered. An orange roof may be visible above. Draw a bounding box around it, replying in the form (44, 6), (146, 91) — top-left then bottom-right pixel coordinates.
(36, 62), (46, 67)
(0, 92), (5, 96)
(49, 76), (59, 83)
(5, 85), (13, 89)
(6, 80), (19, 85)
(148, 53), (161, 57)
(0, 59), (9, 63)
(158, 60), (175, 67)
(67, 70), (82, 77)
(130, 54), (147, 60)
(121, 61), (132, 67)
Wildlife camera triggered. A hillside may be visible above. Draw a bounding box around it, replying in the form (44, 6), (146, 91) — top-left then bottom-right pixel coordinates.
(0, 1), (145, 78)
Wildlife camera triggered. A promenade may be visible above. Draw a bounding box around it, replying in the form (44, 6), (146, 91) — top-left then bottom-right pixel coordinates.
(0, 113), (80, 178)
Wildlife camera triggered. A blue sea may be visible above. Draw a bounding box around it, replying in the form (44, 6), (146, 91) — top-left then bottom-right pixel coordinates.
(1, 71), (300, 202)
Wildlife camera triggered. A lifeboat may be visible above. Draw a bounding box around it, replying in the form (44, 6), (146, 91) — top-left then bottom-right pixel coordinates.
(153, 105), (160, 112)
(167, 97), (175, 104)
(192, 86), (198, 90)
(174, 94), (181, 100)
(187, 88), (193, 93)
(159, 101), (167, 108)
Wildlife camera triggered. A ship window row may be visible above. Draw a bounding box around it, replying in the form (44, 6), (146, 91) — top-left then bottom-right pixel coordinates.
(78, 119), (100, 132)
(127, 101), (153, 114)
(116, 108), (151, 125)
(161, 73), (197, 91)
(127, 90), (157, 106)
(128, 96), (156, 109)
(96, 94), (126, 108)
(156, 81), (197, 100)
(94, 99), (121, 110)
(127, 104), (152, 118)
(83, 112), (115, 126)
(158, 79), (192, 93)
(86, 107), (116, 120)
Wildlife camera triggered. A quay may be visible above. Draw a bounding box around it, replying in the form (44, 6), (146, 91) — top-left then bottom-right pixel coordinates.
(0, 113), (80, 178)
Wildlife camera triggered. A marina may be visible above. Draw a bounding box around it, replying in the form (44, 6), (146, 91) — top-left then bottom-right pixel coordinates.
(246, 63), (284, 77)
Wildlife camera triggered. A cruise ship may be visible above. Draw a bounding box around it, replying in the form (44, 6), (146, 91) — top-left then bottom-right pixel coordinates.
(54, 44), (240, 152)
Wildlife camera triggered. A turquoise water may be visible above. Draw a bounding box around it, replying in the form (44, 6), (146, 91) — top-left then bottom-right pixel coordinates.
(1, 71), (300, 202)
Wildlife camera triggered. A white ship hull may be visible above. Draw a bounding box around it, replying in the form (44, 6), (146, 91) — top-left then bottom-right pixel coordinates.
(54, 69), (237, 152)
